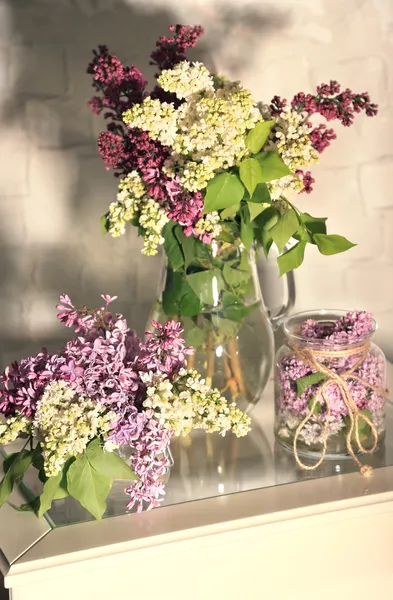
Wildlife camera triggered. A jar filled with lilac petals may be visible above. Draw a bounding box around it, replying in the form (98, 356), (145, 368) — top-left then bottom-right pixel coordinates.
(274, 310), (387, 459)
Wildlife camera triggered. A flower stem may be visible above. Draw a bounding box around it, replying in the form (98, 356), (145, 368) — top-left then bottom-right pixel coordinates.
(206, 332), (215, 387)
(228, 337), (252, 402)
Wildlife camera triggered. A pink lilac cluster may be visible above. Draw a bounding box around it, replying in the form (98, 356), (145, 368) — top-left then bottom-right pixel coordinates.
(300, 310), (374, 345)
(276, 312), (385, 445)
(0, 294), (192, 511)
(270, 81), (377, 193)
(111, 407), (173, 511)
(87, 25), (212, 242)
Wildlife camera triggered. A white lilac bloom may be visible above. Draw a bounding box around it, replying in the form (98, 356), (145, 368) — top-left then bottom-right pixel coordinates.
(157, 61), (214, 99)
(125, 64), (262, 193)
(33, 381), (115, 477)
(108, 171), (147, 237)
(262, 106), (319, 200)
(0, 415), (31, 444)
(123, 98), (177, 146)
(142, 368), (251, 438)
(139, 199), (170, 256)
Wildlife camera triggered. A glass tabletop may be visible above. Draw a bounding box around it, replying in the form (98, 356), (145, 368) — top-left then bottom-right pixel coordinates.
(28, 379), (392, 528)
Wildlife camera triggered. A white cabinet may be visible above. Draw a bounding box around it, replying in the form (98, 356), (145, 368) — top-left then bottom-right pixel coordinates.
(1, 364), (392, 600)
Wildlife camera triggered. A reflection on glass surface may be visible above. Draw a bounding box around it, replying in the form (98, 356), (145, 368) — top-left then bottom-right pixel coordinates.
(13, 397), (393, 528)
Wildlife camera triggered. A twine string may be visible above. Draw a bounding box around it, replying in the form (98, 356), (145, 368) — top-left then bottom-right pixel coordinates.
(288, 341), (389, 476)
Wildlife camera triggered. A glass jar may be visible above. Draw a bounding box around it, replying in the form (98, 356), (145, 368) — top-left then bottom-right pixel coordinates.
(274, 310), (387, 459)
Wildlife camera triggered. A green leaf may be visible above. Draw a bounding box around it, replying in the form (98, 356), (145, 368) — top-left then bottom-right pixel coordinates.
(220, 203), (240, 220)
(38, 469), (48, 484)
(277, 241), (307, 276)
(174, 226), (196, 270)
(253, 206), (280, 257)
(313, 234), (356, 256)
(179, 289), (204, 316)
(53, 486), (69, 500)
(66, 454), (112, 522)
(216, 227), (236, 244)
(269, 209), (299, 253)
(203, 173), (245, 213)
(295, 213), (328, 244)
(296, 372), (327, 397)
(246, 120), (275, 154)
(239, 157), (264, 197)
(162, 270), (202, 317)
(248, 183), (271, 204)
(301, 213), (327, 237)
(163, 222), (184, 271)
(186, 327), (206, 348)
(344, 409), (373, 442)
(262, 233), (273, 258)
(211, 315), (239, 338)
(31, 445), (44, 472)
(86, 438), (136, 480)
(222, 302), (259, 322)
(187, 270), (223, 306)
(0, 450), (32, 508)
(222, 292), (241, 306)
(254, 206), (279, 232)
(38, 471), (65, 518)
(247, 201), (269, 222)
(240, 206), (254, 250)
(3, 453), (19, 474)
(255, 151), (292, 182)
(222, 263), (251, 287)
(100, 214), (110, 236)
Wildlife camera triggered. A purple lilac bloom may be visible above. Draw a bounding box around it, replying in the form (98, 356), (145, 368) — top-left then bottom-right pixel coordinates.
(308, 124), (337, 153)
(87, 45), (147, 122)
(0, 351), (65, 418)
(108, 406), (173, 512)
(279, 81), (378, 193)
(295, 170), (315, 194)
(0, 294), (193, 511)
(149, 24), (204, 75)
(299, 311), (374, 345)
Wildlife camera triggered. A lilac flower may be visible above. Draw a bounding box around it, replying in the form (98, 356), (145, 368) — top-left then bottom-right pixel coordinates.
(60, 360), (84, 382)
(299, 311), (374, 346)
(0, 351), (65, 417)
(1, 293), (249, 512)
(110, 407), (173, 512)
(0, 294), (192, 511)
(300, 319), (322, 338)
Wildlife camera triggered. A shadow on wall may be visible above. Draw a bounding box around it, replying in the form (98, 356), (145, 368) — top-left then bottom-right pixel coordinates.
(0, 0), (289, 368)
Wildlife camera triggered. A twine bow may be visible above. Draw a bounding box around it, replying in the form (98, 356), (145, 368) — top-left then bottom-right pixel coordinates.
(288, 341), (389, 476)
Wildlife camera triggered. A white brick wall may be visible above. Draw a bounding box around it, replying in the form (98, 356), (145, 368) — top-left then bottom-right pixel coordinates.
(0, 0), (391, 367)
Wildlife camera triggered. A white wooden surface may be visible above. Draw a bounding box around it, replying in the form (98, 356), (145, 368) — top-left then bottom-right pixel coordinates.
(1, 362), (392, 600)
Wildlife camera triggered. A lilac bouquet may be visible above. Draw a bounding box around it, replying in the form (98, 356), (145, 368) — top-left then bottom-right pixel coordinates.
(88, 24), (378, 274)
(0, 295), (250, 520)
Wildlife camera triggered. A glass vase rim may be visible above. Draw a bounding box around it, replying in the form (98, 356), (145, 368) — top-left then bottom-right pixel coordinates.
(283, 309), (377, 347)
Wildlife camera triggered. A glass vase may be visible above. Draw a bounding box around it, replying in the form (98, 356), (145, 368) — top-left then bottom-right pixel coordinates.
(147, 239), (294, 412)
(274, 310), (387, 459)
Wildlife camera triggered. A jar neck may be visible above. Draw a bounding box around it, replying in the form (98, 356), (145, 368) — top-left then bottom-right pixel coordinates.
(283, 309), (377, 352)
(284, 333), (375, 353)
